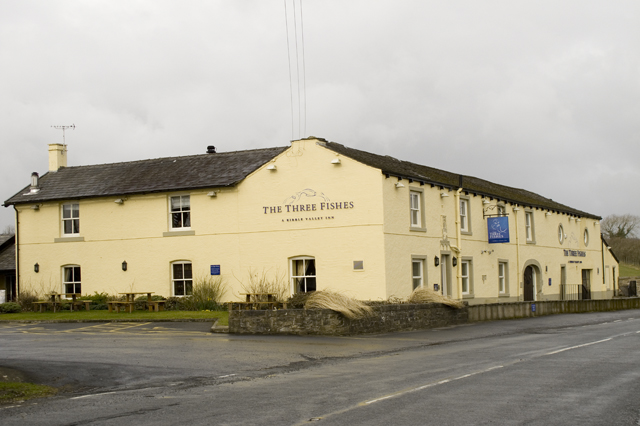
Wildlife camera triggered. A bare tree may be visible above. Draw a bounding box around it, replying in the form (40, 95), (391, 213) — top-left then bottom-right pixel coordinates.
(1, 224), (15, 235)
(601, 214), (640, 239)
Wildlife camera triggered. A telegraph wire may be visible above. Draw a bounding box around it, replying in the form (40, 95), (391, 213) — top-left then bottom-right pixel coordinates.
(283, 0), (307, 140)
(283, 0), (295, 140)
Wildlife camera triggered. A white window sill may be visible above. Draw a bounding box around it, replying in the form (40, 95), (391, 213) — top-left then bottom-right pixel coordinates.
(163, 230), (195, 237)
(410, 226), (426, 232)
(54, 236), (85, 243)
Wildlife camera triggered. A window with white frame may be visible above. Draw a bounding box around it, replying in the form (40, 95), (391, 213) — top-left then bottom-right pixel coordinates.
(410, 191), (421, 228)
(172, 261), (193, 296)
(461, 260), (471, 295)
(460, 260), (471, 294)
(498, 261), (508, 294)
(412, 259), (424, 290)
(62, 203), (80, 235)
(63, 265), (81, 294)
(583, 228), (589, 246)
(460, 199), (470, 233)
(525, 211), (535, 242)
(170, 195), (191, 230)
(291, 257), (316, 293)
(558, 224), (564, 244)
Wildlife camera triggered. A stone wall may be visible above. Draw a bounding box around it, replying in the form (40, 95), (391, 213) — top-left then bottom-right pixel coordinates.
(228, 303), (468, 335)
(229, 298), (640, 335)
(618, 276), (640, 297)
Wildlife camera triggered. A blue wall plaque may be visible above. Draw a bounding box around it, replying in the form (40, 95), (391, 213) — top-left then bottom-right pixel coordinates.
(487, 217), (510, 244)
(210, 265), (220, 275)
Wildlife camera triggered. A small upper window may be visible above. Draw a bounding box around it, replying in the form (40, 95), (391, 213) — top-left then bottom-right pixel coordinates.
(460, 199), (469, 232)
(170, 195), (191, 229)
(62, 203), (80, 235)
(558, 224), (564, 244)
(584, 229), (589, 246)
(525, 211), (535, 242)
(410, 191), (421, 228)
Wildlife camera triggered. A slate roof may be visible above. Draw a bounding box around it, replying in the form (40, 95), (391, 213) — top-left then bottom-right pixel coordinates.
(3, 147), (288, 206)
(0, 234), (15, 272)
(322, 140), (600, 220)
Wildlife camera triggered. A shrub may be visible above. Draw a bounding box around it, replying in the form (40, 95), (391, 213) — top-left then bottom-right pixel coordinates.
(286, 292), (312, 309)
(0, 302), (21, 314)
(17, 290), (39, 312)
(84, 292), (110, 304)
(238, 268), (288, 303)
(179, 276), (227, 311)
(304, 291), (373, 319)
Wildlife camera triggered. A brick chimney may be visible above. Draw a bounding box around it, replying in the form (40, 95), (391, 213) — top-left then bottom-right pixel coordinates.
(48, 143), (67, 172)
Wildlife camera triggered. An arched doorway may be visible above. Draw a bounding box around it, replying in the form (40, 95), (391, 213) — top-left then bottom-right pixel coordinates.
(523, 265), (536, 301)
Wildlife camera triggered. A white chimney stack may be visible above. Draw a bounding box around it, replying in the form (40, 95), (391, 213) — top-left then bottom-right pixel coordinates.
(48, 143), (67, 172)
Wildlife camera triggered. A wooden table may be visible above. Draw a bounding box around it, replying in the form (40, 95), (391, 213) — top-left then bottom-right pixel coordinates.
(109, 292), (156, 313)
(33, 293), (87, 312)
(229, 293), (286, 311)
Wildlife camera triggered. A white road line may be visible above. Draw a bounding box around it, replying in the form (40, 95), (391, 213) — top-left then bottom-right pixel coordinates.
(544, 338), (612, 356)
(71, 391), (116, 400)
(218, 374), (237, 378)
(363, 366), (503, 405)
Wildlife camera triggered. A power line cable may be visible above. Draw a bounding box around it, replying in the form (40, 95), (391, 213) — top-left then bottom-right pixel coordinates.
(283, 0), (295, 140)
(300, 0), (307, 137)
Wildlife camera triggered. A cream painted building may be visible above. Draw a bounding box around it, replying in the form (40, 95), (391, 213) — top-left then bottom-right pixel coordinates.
(4, 137), (619, 304)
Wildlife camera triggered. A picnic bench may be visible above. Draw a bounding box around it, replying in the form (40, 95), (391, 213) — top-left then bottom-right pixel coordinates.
(228, 293), (287, 311)
(109, 292), (166, 313)
(32, 293), (89, 312)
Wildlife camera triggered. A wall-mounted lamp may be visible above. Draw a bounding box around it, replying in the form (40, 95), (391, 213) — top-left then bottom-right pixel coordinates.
(434, 256), (440, 267)
(331, 158), (341, 164)
(266, 164), (277, 171)
(122, 261), (127, 271)
(34, 263), (39, 273)
(440, 192), (449, 198)
(452, 257), (458, 267)
(114, 198), (124, 204)
(207, 191), (217, 197)
(395, 182), (405, 188)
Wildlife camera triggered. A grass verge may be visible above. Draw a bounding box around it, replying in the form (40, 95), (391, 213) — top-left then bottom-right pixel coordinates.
(0, 310), (228, 325)
(620, 263), (640, 277)
(0, 382), (57, 403)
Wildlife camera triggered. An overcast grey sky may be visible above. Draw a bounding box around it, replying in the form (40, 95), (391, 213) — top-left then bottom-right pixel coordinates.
(1, 1), (639, 230)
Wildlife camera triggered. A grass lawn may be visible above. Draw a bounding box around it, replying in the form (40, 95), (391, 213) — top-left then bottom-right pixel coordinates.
(0, 382), (57, 403)
(620, 263), (640, 277)
(0, 310), (228, 325)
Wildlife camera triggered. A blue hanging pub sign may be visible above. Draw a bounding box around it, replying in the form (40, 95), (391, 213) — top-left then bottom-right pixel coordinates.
(487, 216), (510, 244)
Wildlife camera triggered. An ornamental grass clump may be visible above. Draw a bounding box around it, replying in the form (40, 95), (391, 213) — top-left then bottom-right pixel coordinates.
(304, 291), (373, 320)
(408, 288), (465, 309)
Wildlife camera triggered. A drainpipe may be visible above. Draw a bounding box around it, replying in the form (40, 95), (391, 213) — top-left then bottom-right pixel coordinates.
(513, 205), (521, 301)
(13, 206), (19, 298)
(452, 177), (463, 299)
(601, 233), (606, 286)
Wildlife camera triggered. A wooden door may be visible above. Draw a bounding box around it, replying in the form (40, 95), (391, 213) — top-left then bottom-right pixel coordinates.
(524, 266), (534, 301)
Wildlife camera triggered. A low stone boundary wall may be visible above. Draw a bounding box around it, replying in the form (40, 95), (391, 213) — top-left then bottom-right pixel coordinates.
(468, 298), (640, 322)
(228, 303), (468, 335)
(228, 298), (640, 335)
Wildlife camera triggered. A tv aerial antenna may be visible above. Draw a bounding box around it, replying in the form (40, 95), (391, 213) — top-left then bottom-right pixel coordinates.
(51, 124), (75, 145)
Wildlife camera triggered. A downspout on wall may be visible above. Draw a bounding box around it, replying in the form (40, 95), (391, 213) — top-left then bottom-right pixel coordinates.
(13, 206), (19, 297)
(452, 176), (463, 299)
(513, 205), (521, 301)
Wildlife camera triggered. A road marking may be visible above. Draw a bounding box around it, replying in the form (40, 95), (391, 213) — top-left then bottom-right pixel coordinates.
(362, 366), (503, 405)
(544, 338), (612, 356)
(614, 320), (622, 323)
(71, 391), (116, 400)
(218, 374), (237, 378)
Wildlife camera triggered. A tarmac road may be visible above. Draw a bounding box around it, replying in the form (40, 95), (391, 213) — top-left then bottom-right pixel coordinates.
(1, 310), (640, 425)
